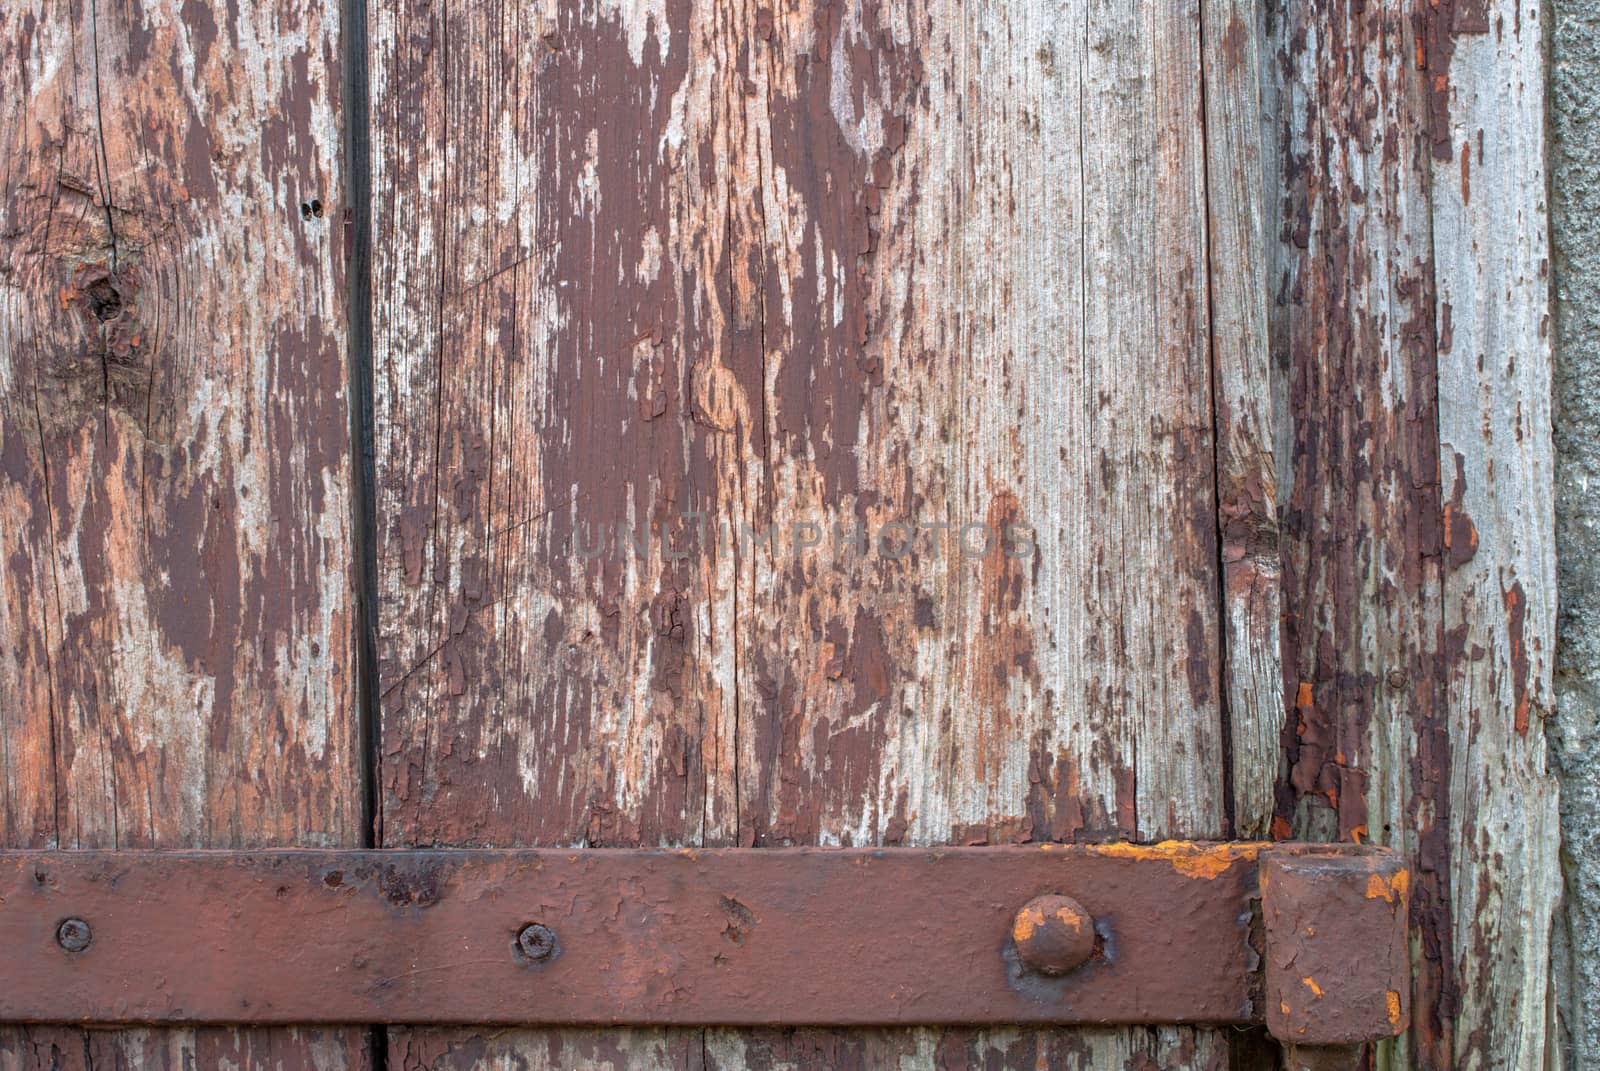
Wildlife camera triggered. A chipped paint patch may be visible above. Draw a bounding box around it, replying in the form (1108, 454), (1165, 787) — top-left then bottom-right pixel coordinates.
(1086, 840), (1263, 879)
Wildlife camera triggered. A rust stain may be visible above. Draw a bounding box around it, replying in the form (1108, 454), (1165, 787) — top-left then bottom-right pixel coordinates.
(1086, 840), (1261, 880)
(1220, 10), (1250, 72)
(1011, 900), (1084, 944)
(1444, 454), (1479, 569)
(1365, 868), (1411, 904)
(1504, 580), (1531, 736)
(1263, 852), (1412, 1044)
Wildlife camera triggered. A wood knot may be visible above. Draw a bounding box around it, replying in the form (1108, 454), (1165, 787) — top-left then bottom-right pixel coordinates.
(70, 262), (142, 364)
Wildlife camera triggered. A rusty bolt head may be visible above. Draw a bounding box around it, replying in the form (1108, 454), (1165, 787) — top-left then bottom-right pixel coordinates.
(56, 918), (92, 953)
(1011, 894), (1094, 976)
(516, 923), (557, 961)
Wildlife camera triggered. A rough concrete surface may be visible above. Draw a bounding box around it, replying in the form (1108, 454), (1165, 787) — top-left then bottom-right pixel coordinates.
(1551, 1), (1600, 1065)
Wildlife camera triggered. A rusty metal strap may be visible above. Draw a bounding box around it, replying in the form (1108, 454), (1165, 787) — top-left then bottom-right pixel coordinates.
(0, 843), (1406, 1045)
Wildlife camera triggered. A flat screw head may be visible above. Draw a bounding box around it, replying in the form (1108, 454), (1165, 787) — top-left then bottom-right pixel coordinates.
(1012, 894), (1094, 976)
(516, 923), (556, 962)
(56, 918), (92, 953)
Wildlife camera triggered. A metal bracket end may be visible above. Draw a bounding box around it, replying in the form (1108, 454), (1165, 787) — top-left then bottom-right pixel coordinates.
(1261, 846), (1411, 1057)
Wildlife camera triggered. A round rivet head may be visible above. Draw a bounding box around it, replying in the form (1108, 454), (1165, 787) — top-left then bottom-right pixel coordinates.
(1012, 894), (1093, 975)
(516, 923), (556, 961)
(56, 918), (92, 953)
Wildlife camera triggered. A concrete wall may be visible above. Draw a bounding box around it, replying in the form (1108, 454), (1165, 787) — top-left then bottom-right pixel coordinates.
(1551, 1), (1600, 1065)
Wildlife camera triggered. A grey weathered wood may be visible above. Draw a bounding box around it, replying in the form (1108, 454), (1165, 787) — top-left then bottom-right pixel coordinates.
(1431, 3), (1561, 1068)
(1266, 1), (1562, 1069)
(0, 0), (364, 1065)
(1200, 0), (1282, 838)
(0, 0), (1561, 1068)
(0, 1029), (368, 1071)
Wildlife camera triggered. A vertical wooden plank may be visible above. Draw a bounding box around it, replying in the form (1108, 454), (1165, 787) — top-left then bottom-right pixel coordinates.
(389, 1029), (705, 1070)
(0, 1028), (369, 1071)
(1, 0), (360, 852)
(725, 0), (1225, 857)
(0, 0), (365, 1066)
(1268, 3), (1453, 1068)
(1269, 2), (1562, 1070)
(1199, 0), (1281, 838)
(373, 0), (1234, 1067)
(704, 1027), (1232, 1071)
(371, 0), (722, 1060)
(371, 0), (716, 850)
(1430, 2), (1560, 1068)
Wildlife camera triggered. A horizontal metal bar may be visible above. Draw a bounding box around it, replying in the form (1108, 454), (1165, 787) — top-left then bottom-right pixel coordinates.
(0, 843), (1406, 1036)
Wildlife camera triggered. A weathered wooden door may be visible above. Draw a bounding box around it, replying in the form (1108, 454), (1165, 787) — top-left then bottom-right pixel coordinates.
(0, 0), (1559, 1067)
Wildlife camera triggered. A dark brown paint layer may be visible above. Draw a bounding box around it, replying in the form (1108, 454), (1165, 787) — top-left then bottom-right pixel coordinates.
(1, 845), (1402, 1034)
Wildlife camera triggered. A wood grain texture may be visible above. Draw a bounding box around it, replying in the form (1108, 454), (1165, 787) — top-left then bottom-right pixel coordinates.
(371, 0), (1228, 857)
(371, 0), (1236, 1065)
(389, 1029), (704, 1071)
(1199, 0), (1281, 838)
(0, 0), (360, 850)
(1268, 8), (1453, 1069)
(0, 0), (364, 1065)
(371, 0), (713, 850)
(728, 0), (1227, 851)
(702, 1027), (1232, 1071)
(1267, 1), (1561, 1069)
(1430, 3), (1561, 1068)
(350, 1027), (1232, 1071)
(0, 1028), (367, 1071)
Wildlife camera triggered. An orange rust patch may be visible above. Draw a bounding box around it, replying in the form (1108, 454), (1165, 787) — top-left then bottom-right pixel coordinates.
(1387, 989), (1402, 1024)
(1087, 840), (1263, 879)
(1504, 581), (1532, 736)
(1443, 502), (1479, 561)
(1011, 902), (1083, 943)
(1012, 904), (1046, 943)
(1364, 868), (1410, 904)
(1302, 976), (1324, 998)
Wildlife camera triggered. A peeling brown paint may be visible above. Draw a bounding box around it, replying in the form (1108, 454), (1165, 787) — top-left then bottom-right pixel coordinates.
(371, 0), (1234, 1062)
(1445, 453), (1480, 569)
(1270, 0), (1458, 1065)
(1503, 579), (1531, 736)
(1415, 0), (1481, 161)
(0, 0), (362, 1065)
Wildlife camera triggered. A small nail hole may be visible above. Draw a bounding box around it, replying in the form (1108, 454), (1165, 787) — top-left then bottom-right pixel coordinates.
(300, 202), (313, 220)
(310, 199), (324, 218)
